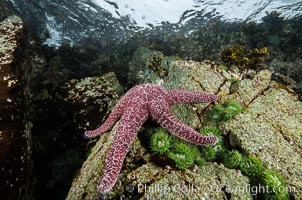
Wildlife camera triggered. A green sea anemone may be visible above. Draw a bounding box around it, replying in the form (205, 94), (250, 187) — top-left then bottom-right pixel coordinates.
(168, 142), (194, 169)
(150, 128), (171, 155)
(201, 146), (216, 161)
(194, 156), (206, 166)
(240, 155), (263, 177)
(206, 101), (243, 122)
(191, 145), (206, 166)
(222, 101), (242, 121)
(223, 150), (243, 169)
(225, 101), (243, 115)
(261, 170), (288, 200)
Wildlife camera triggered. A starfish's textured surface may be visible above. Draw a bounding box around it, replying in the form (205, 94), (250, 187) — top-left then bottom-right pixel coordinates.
(85, 83), (218, 193)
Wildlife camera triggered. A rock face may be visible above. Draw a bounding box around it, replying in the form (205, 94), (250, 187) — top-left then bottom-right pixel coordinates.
(270, 59), (302, 100)
(0, 16), (32, 199)
(62, 72), (124, 131)
(67, 49), (302, 199)
(223, 85), (302, 199)
(127, 162), (252, 200)
(66, 125), (118, 200)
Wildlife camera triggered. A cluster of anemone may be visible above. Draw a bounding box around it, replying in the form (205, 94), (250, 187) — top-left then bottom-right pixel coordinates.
(150, 101), (243, 168)
(150, 128), (205, 169)
(206, 100), (243, 122)
(222, 150), (264, 178)
(220, 45), (269, 70)
(221, 150), (288, 199)
(149, 99), (288, 199)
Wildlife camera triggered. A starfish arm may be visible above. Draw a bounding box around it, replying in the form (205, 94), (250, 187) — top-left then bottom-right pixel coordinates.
(97, 107), (148, 193)
(157, 109), (218, 146)
(85, 102), (122, 138)
(167, 90), (218, 105)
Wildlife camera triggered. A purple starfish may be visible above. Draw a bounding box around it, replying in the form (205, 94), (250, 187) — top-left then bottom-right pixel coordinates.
(85, 83), (218, 193)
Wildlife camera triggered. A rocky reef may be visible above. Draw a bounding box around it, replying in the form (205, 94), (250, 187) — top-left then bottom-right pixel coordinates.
(66, 48), (302, 199)
(0, 15), (32, 199)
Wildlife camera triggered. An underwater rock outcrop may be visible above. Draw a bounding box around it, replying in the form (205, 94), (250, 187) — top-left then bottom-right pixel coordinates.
(222, 84), (302, 200)
(67, 49), (301, 199)
(62, 72), (124, 131)
(0, 15), (32, 199)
